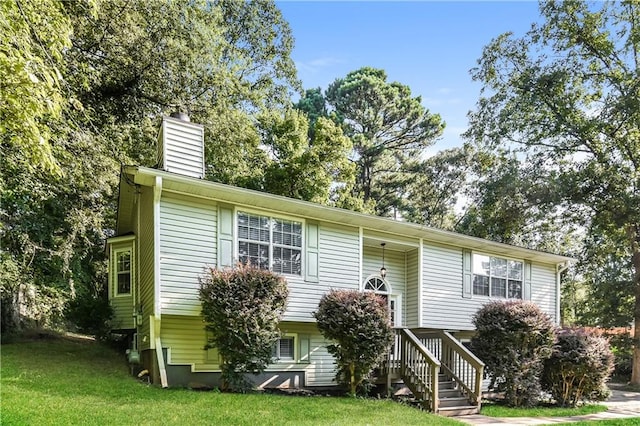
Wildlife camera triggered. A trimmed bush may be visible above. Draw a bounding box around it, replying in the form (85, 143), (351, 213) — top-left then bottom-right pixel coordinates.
(472, 300), (555, 407)
(541, 328), (614, 406)
(199, 263), (288, 391)
(313, 289), (394, 396)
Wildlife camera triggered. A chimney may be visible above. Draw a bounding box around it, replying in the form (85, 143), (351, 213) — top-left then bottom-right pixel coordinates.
(157, 113), (205, 179)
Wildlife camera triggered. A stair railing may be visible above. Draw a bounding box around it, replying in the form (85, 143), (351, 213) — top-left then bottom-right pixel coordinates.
(397, 328), (441, 412)
(438, 331), (484, 405)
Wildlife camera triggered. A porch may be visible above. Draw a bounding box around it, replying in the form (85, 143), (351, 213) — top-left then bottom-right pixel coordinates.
(380, 328), (485, 417)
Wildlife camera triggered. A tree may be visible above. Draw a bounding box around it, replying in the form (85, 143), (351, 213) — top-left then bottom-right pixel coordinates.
(259, 109), (356, 205)
(402, 146), (473, 229)
(472, 301), (556, 407)
(0, 0), (71, 174)
(314, 290), (393, 396)
(466, 0), (640, 383)
(199, 263), (288, 391)
(325, 67), (445, 216)
(1, 0), (302, 334)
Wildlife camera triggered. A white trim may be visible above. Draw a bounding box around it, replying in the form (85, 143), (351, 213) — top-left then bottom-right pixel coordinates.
(234, 208), (305, 278)
(273, 333), (297, 363)
(112, 246), (133, 298)
(153, 176), (162, 317)
(106, 234), (136, 245)
(127, 166), (574, 265)
(362, 274), (392, 294)
(359, 227), (363, 285)
(470, 251), (525, 300)
(418, 239), (424, 328)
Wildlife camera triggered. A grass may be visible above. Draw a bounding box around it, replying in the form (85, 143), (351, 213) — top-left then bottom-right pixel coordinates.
(1, 334), (462, 426)
(481, 400), (608, 418)
(560, 421), (640, 425)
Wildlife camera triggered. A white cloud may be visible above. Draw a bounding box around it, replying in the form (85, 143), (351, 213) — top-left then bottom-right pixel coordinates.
(295, 57), (343, 74)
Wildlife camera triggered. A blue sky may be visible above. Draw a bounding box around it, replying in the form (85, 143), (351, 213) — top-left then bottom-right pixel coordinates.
(277, 1), (544, 153)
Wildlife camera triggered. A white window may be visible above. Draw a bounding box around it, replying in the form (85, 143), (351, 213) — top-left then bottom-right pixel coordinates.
(363, 276), (400, 326)
(116, 250), (132, 295)
(472, 254), (523, 299)
(273, 336), (295, 361)
(237, 212), (302, 275)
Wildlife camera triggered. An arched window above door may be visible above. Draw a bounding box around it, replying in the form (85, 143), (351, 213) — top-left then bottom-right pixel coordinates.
(363, 275), (390, 294)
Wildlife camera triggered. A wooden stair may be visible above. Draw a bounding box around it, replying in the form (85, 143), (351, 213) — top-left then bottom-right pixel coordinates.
(434, 374), (479, 417)
(382, 329), (484, 417)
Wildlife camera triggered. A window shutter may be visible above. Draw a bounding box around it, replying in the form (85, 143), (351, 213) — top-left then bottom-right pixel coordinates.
(218, 206), (233, 268)
(523, 261), (532, 300)
(462, 249), (472, 298)
(298, 334), (310, 363)
(305, 222), (319, 282)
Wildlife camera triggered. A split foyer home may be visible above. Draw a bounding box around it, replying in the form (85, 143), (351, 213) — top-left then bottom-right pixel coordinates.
(107, 115), (573, 415)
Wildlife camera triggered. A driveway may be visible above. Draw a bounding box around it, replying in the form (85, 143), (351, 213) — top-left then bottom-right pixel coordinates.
(458, 385), (640, 425)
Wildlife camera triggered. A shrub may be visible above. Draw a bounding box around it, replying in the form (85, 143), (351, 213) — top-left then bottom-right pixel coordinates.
(313, 289), (394, 396)
(65, 283), (113, 340)
(608, 333), (633, 379)
(541, 328), (614, 406)
(199, 263), (288, 392)
(472, 300), (555, 407)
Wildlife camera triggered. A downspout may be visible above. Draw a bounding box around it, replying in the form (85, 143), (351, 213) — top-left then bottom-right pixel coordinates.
(556, 261), (570, 326)
(153, 176), (168, 388)
(418, 239), (424, 328)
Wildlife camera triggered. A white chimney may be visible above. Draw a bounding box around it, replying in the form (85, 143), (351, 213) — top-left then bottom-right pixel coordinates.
(157, 114), (205, 179)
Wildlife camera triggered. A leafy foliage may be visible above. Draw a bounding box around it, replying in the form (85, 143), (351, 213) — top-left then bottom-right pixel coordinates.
(313, 290), (393, 396)
(466, 0), (640, 382)
(541, 328), (614, 407)
(325, 67), (445, 217)
(472, 301), (555, 407)
(199, 263), (288, 391)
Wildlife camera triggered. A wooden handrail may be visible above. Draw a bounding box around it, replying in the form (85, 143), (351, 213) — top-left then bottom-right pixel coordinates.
(438, 331), (484, 405)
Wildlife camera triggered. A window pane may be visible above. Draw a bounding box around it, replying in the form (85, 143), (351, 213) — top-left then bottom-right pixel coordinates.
(473, 254), (490, 276)
(364, 277), (387, 292)
(273, 247), (301, 275)
(508, 261), (523, 280)
(491, 257), (507, 278)
(117, 273), (131, 294)
(238, 241), (269, 270)
(473, 275), (489, 296)
(508, 280), (523, 299)
(279, 338), (294, 360)
(491, 277), (506, 298)
(117, 252), (130, 272)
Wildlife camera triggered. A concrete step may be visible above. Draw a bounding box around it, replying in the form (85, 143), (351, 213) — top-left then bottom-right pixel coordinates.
(438, 396), (472, 408)
(437, 405), (480, 417)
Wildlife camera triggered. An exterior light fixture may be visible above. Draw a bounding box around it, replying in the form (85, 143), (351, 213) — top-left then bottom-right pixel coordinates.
(380, 242), (387, 279)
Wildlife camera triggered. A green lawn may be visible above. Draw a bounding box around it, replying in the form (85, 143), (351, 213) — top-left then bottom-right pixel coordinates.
(1, 335), (462, 426)
(481, 400), (608, 417)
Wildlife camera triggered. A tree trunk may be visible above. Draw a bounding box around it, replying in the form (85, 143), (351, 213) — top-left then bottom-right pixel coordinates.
(629, 225), (640, 385)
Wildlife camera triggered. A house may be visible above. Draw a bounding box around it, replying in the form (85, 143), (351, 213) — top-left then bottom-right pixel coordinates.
(107, 115), (573, 415)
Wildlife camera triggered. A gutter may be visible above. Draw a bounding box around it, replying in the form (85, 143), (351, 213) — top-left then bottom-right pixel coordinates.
(155, 336), (168, 388)
(556, 261), (571, 325)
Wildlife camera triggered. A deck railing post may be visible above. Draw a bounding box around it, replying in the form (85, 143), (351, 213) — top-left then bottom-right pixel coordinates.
(432, 364), (439, 412)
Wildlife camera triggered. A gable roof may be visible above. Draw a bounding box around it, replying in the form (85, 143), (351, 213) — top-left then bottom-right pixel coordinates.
(118, 165), (574, 266)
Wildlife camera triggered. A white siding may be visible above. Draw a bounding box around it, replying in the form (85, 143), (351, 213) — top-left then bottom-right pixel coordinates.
(405, 249), (420, 328)
(362, 245), (406, 325)
(159, 194), (217, 316)
(422, 242), (472, 329)
(422, 241), (560, 330)
(161, 316), (336, 386)
(159, 118), (204, 179)
(283, 223), (360, 322)
(531, 263), (558, 323)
